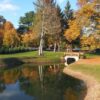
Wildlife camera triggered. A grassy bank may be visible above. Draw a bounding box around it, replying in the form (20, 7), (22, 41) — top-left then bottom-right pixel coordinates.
(0, 51), (64, 58)
(70, 64), (100, 82)
(0, 50), (99, 59)
(0, 51), (64, 67)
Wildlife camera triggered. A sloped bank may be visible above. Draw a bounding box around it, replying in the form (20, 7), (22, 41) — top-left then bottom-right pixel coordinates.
(0, 57), (63, 67)
(63, 67), (100, 100)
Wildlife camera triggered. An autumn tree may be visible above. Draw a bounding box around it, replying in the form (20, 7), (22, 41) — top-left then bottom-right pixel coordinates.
(80, 35), (97, 50)
(33, 0), (62, 54)
(76, 1), (95, 28)
(64, 19), (80, 51)
(3, 21), (20, 47)
(33, 0), (46, 55)
(44, 4), (62, 52)
(21, 31), (34, 47)
(76, 0), (100, 31)
(76, 0), (100, 49)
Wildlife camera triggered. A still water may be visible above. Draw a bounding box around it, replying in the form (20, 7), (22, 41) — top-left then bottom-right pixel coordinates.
(0, 64), (86, 100)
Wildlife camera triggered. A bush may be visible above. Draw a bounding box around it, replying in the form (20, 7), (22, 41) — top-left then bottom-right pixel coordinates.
(95, 49), (100, 54)
(0, 46), (31, 54)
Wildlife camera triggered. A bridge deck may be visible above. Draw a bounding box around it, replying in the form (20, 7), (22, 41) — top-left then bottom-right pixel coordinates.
(64, 52), (80, 57)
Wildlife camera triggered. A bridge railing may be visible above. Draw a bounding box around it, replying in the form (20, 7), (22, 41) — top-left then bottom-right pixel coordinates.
(64, 52), (85, 58)
(64, 52), (79, 57)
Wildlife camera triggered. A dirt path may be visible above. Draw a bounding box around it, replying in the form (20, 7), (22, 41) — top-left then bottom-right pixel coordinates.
(63, 67), (100, 100)
(76, 57), (100, 65)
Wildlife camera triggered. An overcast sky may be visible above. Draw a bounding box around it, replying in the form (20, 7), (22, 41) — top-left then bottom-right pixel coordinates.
(0, 0), (77, 28)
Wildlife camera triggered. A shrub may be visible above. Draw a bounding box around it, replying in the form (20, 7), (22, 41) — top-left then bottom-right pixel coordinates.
(0, 46), (31, 54)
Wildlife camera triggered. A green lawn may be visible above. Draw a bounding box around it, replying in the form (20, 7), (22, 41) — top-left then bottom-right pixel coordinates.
(0, 50), (99, 59)
(0, 51), (64, 59)
(70, 64), (100, 82)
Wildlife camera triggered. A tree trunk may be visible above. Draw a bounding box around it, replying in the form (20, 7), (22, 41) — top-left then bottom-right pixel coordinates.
(38, 10), (44, 56)
(39, 37), (44, 56)
(57, 43), (60, 52)
(70, 43), (73, 52)
(54, 42), (57, 52)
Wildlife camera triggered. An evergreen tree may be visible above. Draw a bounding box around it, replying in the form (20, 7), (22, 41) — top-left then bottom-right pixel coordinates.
(19, 11), (35, 27)
(64, 0), (73, 20)
(18, 11), (35, 34)
(0, 16), (6, 47)
(0, 16), (6, 25)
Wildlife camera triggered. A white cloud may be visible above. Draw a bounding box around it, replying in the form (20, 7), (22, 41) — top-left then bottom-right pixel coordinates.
(0, 0), (19, 12)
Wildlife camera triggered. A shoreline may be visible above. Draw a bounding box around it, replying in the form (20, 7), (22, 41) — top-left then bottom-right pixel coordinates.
(63, 67), (100, 100)
(0, 57), (64, 67)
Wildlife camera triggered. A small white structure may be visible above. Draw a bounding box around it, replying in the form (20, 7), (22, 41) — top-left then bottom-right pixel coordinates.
(64, 55), (79, 62)
(64, 52), (80, 66)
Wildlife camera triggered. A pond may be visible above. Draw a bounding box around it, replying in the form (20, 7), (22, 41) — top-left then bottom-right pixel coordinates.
(0, 63), (87, 100)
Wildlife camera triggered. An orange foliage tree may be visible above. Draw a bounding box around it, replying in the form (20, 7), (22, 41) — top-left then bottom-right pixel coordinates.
(64, 20), (80, 43)
(21, 31), (34, 47)
(3, 21), (20, 47)
(76, 1), (95, 28)
(64, 19), (80, 50)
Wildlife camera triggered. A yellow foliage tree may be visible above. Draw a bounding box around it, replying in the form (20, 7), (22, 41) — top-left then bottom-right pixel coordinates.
(76, 2), (95, 27)
(80, 35), (97, 50)
(64, 19), (80, 43)
(21, 32), (34, 47)
(77, 0), (100, 49)
(4, 21), (13, 30)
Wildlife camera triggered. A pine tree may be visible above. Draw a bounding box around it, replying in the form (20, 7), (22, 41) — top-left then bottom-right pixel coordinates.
(64, 0), (73, 20)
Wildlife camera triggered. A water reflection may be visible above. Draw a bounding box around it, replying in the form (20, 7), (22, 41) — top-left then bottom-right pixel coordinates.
(0, 64), (87, 100)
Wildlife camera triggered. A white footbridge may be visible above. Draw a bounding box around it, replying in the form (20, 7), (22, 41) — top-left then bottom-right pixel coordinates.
(64, 52), (80, 66)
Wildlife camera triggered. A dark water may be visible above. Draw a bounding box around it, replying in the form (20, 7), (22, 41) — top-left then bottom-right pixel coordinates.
(0, 64), (87, 100)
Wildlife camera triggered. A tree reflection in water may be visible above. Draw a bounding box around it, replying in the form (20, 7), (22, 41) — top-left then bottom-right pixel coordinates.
(0, 64), (86, 100)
